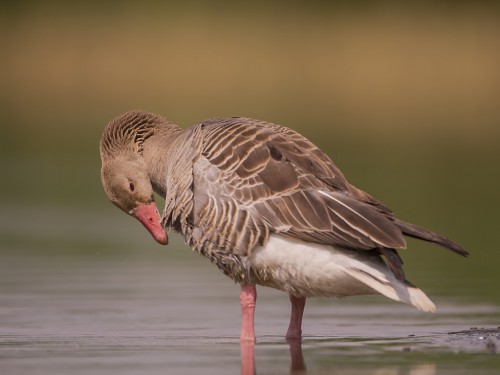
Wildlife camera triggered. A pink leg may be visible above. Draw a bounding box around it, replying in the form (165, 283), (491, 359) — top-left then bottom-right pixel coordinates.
(240, 284), (257, 342)
(286, 294), (306, 340)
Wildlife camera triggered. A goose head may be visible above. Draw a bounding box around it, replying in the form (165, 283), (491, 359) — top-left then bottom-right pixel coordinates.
(100, 111), (168, 245)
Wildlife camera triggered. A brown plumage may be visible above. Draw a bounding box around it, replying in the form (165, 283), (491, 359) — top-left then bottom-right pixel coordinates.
(100, 110), (468, 341)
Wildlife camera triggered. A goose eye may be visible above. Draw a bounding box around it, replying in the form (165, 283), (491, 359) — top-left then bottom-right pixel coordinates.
(129, 182), (135, 192)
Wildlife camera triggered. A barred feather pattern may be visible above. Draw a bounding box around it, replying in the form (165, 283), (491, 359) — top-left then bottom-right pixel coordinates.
(100, 110), (167, 157)
(160, 118), (414, 282)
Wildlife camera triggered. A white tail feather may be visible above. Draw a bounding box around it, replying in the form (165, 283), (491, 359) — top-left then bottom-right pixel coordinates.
(346, 267), (436, 312)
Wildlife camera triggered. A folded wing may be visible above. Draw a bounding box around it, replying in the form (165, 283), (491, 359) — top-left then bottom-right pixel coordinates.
(189, 117), (406, 256)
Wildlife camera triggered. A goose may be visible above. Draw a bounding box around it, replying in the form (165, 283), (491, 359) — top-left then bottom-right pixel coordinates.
(99, 110), (468, 342)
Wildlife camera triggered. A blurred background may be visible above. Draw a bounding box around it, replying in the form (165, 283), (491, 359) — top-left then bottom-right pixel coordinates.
(1, 0), (499, 305)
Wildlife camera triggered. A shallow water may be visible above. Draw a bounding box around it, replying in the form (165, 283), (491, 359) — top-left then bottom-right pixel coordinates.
(1, 245), (499, 375)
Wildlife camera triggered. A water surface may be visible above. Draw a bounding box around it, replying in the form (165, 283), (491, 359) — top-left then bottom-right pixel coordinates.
(1, 244), (499, 375)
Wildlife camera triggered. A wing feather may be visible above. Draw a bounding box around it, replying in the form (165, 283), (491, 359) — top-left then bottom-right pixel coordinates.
(188, 117), (405, 256)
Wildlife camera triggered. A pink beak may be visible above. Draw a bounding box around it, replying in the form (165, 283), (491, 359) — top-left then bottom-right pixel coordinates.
(131, 202), (168, 245)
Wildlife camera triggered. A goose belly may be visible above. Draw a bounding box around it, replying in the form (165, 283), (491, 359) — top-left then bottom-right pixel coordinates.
(246, 235), (389, 298)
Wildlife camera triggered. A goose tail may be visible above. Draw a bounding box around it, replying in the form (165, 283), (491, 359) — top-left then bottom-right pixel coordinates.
(395, 219), (469, 257)
(346, 266), (436, 313)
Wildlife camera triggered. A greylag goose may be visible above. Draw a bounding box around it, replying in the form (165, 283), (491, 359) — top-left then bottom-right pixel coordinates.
(99, 110), (468, 341)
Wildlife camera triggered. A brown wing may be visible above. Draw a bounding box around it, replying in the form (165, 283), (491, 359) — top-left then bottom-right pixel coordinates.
(189, 117), (405, 257)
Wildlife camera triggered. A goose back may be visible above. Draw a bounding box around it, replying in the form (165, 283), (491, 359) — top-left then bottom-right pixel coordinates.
(162, 117), (407, 280)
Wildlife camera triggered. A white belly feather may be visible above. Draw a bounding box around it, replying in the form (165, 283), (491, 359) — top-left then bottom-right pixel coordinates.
(245, 235), (436, 312)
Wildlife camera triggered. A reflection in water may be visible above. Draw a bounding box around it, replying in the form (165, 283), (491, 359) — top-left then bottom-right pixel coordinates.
(1, 250), (498, 374)
(240, 340), (307, 375)
(241, 339), (307, 374)
(241, 339), (437, 375)
(287, 338), (307, 373)
(241, 341), (256, 375)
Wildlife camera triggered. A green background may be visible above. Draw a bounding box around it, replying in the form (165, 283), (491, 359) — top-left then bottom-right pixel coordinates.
(1, 1), (499, 304)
